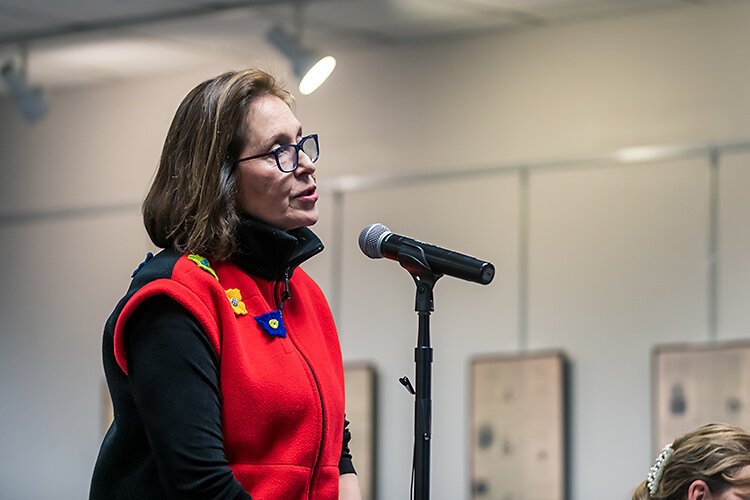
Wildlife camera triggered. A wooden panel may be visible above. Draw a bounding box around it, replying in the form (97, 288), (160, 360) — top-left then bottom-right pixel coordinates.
(654, 342), (750, 452)
(471, 352), (567, 500)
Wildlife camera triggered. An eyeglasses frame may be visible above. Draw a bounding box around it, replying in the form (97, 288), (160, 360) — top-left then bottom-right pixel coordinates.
(236, 133), (319, 173)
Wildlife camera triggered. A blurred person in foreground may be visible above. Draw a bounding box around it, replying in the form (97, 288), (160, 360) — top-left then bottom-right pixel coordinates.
(632, 422), (750, 500)
(90, 68), (361, 500)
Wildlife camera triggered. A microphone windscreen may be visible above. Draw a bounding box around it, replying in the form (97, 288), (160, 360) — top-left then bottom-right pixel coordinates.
(358, 223), (390, 259)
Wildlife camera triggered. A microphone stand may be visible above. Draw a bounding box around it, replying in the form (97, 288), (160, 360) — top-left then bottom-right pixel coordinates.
(396, 242), (443, 500)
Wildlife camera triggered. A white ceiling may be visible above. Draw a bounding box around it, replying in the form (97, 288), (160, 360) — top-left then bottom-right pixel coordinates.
(0, 0), (739, 89)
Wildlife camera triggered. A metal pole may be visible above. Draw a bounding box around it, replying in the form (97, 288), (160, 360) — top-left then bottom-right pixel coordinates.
(414, 307), (433, 500)
(707, 149), (720, 341)
(395, 244), (441, 500)
(518, 166), (530, 351)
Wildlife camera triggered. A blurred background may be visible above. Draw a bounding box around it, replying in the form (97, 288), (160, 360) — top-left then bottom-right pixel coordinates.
(2, 0), (750, 498)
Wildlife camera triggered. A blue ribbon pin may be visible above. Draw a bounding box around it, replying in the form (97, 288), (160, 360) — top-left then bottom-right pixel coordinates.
(254, 310), (287, 338)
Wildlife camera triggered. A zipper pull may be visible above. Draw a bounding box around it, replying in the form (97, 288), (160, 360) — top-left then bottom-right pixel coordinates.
(279, 268), (292, 311)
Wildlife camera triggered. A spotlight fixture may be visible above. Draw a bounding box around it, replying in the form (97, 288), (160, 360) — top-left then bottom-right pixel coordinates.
(1, 62), (48, 124)
(267, 24), (335, 95)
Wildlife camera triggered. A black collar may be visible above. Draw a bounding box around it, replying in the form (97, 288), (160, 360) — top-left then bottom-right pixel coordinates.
(231, 217), (324, 281)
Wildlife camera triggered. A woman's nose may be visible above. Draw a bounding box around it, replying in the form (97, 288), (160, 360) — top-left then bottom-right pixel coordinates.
(295, 150), (316, 176)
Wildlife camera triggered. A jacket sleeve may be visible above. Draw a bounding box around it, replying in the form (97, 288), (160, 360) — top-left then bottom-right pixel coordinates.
(126, 295), (252, 500)
(339, 417), (356, 475)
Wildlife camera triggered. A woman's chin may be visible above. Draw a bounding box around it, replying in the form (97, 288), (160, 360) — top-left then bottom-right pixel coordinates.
(282, 209), (319, 230)
(301, 207), (320, 226)
(298, 213), (319, 228)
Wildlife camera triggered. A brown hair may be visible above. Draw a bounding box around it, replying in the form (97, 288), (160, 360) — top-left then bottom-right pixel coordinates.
(143, 68), (294, 260)
(632, 423), (750, 500)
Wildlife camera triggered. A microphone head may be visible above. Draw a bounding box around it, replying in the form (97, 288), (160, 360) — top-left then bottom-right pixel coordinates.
(358, 223), (391, 259)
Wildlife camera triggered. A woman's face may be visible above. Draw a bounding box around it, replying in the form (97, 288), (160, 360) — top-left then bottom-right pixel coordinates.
(236, 94), (319, 230)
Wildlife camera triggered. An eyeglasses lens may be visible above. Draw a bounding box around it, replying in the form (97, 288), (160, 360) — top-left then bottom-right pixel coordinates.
(302, 137), (319, 163)
(275, 136), (319, 172)
(277, 145), (296, 172)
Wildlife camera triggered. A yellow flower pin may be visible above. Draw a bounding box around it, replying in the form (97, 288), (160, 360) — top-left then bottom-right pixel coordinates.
(225, 288), (247, 316)
(188, 254), (219, 281)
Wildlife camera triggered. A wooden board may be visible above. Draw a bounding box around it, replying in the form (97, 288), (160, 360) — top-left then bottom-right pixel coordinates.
(470, 352), (567, 500)
(654, 341), (750, 452)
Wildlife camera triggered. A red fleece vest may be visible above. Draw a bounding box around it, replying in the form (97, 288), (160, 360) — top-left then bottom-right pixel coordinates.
(113, 254), (345, 499)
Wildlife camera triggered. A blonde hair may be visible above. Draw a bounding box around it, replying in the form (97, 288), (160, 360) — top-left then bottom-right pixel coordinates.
(143, 69), (294, 260)
(632, 423), (750, 500)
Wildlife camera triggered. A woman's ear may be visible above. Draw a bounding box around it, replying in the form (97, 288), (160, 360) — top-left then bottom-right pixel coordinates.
(687, 480), (712, 500)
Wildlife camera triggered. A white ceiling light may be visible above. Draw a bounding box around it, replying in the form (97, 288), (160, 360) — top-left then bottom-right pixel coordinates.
(267, 24), (336, 95)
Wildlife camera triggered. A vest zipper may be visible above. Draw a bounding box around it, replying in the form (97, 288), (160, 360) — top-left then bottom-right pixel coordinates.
(298, 347), (326, 499)
(277, 268), (292, 311)
(277, 267), (326, 498)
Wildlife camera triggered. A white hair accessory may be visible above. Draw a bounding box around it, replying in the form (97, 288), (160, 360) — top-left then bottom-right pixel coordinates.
(647, 443), (675, 496)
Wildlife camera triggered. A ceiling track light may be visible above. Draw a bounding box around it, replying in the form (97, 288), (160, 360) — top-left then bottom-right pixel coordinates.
(1, 51), (48, 124)
(267, 24), (335, 95)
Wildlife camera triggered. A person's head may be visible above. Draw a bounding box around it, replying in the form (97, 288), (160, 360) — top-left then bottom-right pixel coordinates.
(143, 68), (320, 260)
(632, 423), (750, 500)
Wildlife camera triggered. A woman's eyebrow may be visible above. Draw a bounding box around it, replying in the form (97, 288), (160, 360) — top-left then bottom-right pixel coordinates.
(265, 128), (302, 148)
(260, 133), (287, 150)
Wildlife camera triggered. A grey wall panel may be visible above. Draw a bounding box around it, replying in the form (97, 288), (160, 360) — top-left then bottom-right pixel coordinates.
(719, 152), (750, 341)
(527, 158), (710, 498)
(0, 212), (146, 499)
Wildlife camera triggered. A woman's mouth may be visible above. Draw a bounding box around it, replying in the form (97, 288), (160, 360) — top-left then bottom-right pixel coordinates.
(295, 186), (318, 203)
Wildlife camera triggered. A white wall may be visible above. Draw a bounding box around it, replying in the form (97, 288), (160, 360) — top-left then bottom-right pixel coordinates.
(2, 2), (750, 499)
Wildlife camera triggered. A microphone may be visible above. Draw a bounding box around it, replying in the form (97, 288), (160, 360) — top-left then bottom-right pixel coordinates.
(358, 223), (495, 285)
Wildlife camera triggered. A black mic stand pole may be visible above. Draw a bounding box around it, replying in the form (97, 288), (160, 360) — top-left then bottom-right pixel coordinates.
(396, 242), (443, 500)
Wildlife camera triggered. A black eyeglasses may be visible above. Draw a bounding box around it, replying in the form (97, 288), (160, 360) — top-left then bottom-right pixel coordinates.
(236, 134), (319, 173)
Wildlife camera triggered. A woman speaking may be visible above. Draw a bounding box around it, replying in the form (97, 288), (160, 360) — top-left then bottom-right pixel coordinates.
(90, 69), (360, 500)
